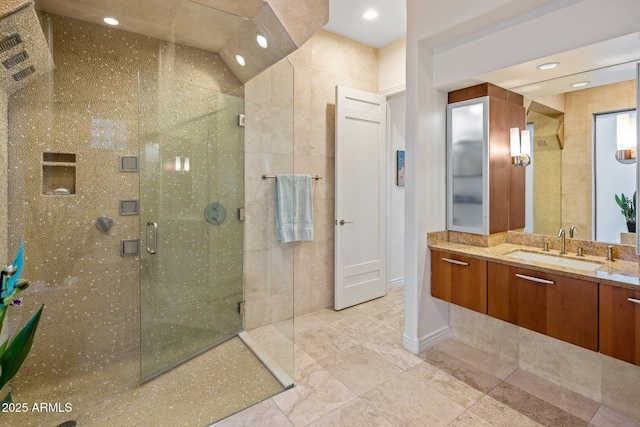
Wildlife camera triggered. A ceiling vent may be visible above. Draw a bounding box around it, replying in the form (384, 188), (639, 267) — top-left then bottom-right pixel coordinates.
(3, 50), (28, 69)
(0, 33), (22, 53)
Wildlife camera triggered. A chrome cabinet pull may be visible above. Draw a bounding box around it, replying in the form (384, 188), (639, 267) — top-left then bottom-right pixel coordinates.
(628, 297), (640, 305)
(515, 273), (554, 285)
(442, 257), (469, 266)
(146, 221), (158, 254)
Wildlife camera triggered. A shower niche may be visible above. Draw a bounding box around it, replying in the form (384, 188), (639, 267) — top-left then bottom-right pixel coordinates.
(42, 152), (76, 195)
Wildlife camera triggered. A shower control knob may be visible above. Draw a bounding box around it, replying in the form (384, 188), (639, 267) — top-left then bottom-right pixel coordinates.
(95, 216), (114, 232)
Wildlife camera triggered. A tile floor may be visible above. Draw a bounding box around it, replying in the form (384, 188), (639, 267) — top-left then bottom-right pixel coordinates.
(214, 288), (640, 427)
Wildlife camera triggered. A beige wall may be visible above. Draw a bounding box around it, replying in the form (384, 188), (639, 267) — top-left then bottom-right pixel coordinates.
(243, 30), (378, 329)
(290, 30), (378, 317)
(452, 305), (640, 419)
(379, 37), (406, 95)
(244, 60), (295, 330)
(562, 80), (637, 237)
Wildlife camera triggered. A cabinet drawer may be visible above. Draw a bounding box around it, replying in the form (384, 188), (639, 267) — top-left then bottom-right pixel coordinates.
(431, 250), (487, 314)
(600, 284), (640, 365)
(488, 263), (598, 351)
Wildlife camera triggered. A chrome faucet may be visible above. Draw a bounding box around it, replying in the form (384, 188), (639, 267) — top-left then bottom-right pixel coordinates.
(557, 228), (566, 254)
(569, 225), (578, 238)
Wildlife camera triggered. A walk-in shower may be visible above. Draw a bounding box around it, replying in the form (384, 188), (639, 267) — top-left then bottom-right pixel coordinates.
(0, 0), (315, 425)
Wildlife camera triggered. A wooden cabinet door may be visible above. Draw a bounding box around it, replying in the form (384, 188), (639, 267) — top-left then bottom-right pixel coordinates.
(431, 250), (487, 313)
(600, 284), (640, 365)
(488, 263), (598, 351)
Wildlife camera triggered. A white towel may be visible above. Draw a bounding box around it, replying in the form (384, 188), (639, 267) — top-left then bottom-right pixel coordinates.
(275, 174), (314, 243)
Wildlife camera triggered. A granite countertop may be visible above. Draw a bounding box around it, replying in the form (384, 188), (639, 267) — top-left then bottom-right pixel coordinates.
(429, 241), (640, 291)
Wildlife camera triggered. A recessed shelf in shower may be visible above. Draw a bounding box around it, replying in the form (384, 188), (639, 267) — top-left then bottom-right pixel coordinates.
(42, 152), (76, 195)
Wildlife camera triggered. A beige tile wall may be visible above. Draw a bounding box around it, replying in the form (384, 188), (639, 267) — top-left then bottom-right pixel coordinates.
(451, 305), (640, 419)
(289, 30), (378, 317)
(243, 30), (378, 329)
(562, 80), (637, 237)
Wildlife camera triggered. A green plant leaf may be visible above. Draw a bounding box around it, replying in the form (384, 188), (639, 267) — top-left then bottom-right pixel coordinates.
(1, 392), (11, 404)
(0, 305), (43, 390)
(0, 338), (8, 361)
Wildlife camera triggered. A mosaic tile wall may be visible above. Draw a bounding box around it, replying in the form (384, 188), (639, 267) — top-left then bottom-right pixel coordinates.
(562, 80), (637, 238)
(2, 11), (276, 424)
(137, 72), (246, 379)
(528, 110), (563, 236)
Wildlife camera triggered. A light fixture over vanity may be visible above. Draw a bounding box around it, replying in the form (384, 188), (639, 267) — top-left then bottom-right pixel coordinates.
(615, 112), (637, 164)
(510, 127), (531, 168)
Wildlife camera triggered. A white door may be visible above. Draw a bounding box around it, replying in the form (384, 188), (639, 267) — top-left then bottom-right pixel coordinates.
(335, 86), (387, 310)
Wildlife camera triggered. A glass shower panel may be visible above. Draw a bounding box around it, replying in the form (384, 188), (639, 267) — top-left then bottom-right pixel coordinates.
(138, 72), (244, 380)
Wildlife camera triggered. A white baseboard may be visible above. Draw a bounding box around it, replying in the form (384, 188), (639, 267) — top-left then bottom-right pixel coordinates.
(403, 325), (451, 355)
(389, 277), (405, 288)
(419, 325), (451, 353)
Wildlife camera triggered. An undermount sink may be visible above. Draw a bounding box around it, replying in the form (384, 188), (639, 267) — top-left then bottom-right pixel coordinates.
(505, 250), (603, 272)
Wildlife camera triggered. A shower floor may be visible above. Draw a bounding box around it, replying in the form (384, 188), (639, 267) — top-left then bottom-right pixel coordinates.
(4, 338), (284, 427)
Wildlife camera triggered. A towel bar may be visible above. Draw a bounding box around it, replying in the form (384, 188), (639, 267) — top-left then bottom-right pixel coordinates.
(262, 174), (322, 180)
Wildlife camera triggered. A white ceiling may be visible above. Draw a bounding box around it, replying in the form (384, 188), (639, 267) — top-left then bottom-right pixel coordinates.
(324, 0), (639, 99)
(28, 0), (640, 96)
(480, 32), (640, 99)
(323, 0), (405, 49)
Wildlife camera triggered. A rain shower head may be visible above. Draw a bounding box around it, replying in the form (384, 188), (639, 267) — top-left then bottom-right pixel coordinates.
(0, 3), (54, 95)
(0, 33), (21, 53)
(2, 49), (28, 68)
(11, 64), (34, 81)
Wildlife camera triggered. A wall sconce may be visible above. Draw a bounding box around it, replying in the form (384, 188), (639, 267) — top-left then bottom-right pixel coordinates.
(615, 113), (636, 164)
(510, 127), (531, 168)
(174, 156), (190, 172)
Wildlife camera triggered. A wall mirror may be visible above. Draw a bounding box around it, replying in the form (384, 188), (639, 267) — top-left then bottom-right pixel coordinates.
(481, 32), (640, 249)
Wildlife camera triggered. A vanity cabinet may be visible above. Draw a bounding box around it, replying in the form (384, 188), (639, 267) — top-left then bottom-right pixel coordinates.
(431, 250), (487, 314)
(600, 284), (640, 365)
(487, 262), (598, 351)
(447, 83), (525, 235)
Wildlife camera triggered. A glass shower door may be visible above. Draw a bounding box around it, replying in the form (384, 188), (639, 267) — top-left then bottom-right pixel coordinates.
(138, 72), (245, 380)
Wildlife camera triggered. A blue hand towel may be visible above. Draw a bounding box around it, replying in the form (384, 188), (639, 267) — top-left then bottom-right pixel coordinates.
(275, 174), (314, 243)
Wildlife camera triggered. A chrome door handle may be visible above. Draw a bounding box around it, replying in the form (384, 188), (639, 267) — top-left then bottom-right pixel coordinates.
(515, 273), (554, 285)
(628, 297), (640, 304)
(146, 221), (158, 254)
(442, 257), (469, 266)
(339, 220), (354, 225)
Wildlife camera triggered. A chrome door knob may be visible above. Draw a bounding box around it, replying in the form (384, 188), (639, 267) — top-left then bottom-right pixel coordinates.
(339, 220), (353, 225)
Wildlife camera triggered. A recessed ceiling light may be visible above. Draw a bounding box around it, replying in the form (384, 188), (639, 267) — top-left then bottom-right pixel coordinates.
(256, 34), (268, 48)
(363, 10), (378, 20)
(103, 17), (119, 26)
(571, 81), (590, 88)
(536, 62), (560, 70)
(235, 54), (246, 67)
